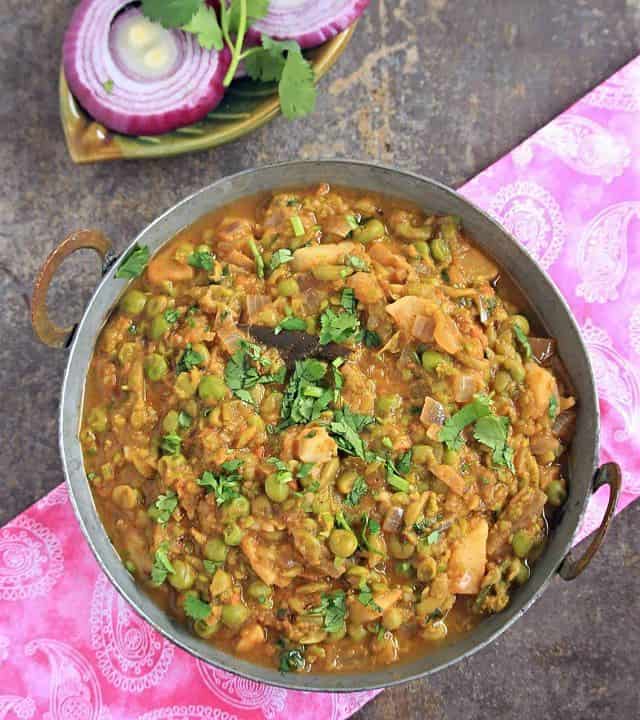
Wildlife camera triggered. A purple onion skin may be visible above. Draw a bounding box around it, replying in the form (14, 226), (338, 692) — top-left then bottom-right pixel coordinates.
(246, 0), (371, 49)
(63, 0), (231, 136)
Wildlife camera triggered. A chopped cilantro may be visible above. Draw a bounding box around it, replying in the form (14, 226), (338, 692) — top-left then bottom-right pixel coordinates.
(267, 457), (293, 483)
(439, 394), (492, 450)
(412, 517), (435, 535)
(549, 395), (558, 420)
(164, 308), (180, 324)
(183, 594), (212, 621)
(150, 541), (174, 586)
(328, 406), (376, 461)
(176, 343), (204, 374)
(148, 491), (178, 524)
(177, 410), (192, 428)
(128, 323), (137, 335)
(160, 434), (182, 455)
(278, 647), (305, 673)
(274, 316), (306, 334)
(297, 462), (314, 479)
(363, 329), (382, 348)
(344, 475), (368, 506)
(115, 244), (149, 279)
(197, 460), (244, 505)
(426, 530), (440, 545)
(102, 79), (114, 93)
(384, 450), (412, 492)
(278, 358), (332, 429)
(203, 560), (221, 574)
(318, 289), (360, 346)
(188, 249), (215, 271)
(358, 581), (381, 612)
(473, 414), (515, 472)
(224, 340), (286, 406)
(308, 590), (346, 633)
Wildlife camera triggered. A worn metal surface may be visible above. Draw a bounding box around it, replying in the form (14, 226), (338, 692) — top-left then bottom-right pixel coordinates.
(1, 0), (639, 717)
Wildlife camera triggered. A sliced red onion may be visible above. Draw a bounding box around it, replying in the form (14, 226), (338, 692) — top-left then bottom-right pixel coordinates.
(247, 0), (371, 49)
(63, 0), (231, 135)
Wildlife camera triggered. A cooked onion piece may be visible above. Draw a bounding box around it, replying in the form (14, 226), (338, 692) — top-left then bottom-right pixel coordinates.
(63, 0), (231, 135)
(247, 0), (371, 49)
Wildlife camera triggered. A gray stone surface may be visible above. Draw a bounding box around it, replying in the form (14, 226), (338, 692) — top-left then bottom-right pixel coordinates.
(1, 0), (639, 717)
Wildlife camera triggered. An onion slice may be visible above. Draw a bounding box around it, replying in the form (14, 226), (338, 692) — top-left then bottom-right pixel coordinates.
(63, 0), (231, 135)
(247, 0), (371, 49)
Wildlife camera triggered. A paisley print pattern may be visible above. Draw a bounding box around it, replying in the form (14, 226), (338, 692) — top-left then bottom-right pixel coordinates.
(629, 306), (640, 356)
(137, 708), (238, 720)
(36, 485), (69, 509)
(576, 202), (640, 303)
(581, 319), (640, 446)
(0, 696), (36, 720)
(90, 574), (173, 693)
(0, 517), (64, 601)
(0, 636), (9, 665)
(197, 662), (286, 719)
(24, 639), (110, 720)
(582, 58), (640, 112)
(488, 181), (566, 269)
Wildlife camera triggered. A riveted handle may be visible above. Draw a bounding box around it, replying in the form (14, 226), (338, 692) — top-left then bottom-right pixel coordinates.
(558, 462), (622, 581)
(31, 229), (115, 348)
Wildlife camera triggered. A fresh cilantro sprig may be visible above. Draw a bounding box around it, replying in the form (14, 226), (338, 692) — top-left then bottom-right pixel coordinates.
(198, 459), (244, 505)
(150, 541), (175, 586)
(267, 457), (293, 483)
(176, 343), (204, 373)
(224, 340), (286, 406)
(473, 415), (515, 472)
(439, 394), (492, 451)
(308, 590), (346, 633)
(328, 406), (376, 461)
(344, 475), (367, 506)
(384, 449), (412, 492)
(357, 580), (381, 611)
(549, 395), (558, 420)
(141, 0), (317, 120)
(184, 594), (212, 620)
(274, 316), (306, 334)
(160, 434), (182, 455)
(318, 289), (361, 346)
(115, 244), (149, 279)
(277, 358), (332, 430)
(188, 249), (215, 271)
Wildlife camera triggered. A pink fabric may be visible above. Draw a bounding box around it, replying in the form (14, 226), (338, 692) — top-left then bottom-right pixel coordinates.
(2, 55), (640, 719)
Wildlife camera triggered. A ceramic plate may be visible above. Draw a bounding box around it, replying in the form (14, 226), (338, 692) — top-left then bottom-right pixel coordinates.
(59, 25), (355, 164)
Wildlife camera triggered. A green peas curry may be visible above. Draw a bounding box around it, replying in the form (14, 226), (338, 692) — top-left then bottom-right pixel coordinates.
(81, 184), (575, 673)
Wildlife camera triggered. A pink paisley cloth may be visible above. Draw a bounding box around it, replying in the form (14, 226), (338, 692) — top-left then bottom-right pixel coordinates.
(2, 56), (640, 720)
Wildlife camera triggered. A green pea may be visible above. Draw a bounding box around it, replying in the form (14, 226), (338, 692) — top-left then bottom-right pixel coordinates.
(221, 603), (249, 629)
(413, 241), (432, 259)
(503, 357), (525, 383)
(145, 295), (168, 317)
(120, 290), (147, 316)
(224, 495), (250, 520)
(145, 353), (168, 381)
(312, 265), (344, 281)
(265, 474), (290, 503)
(328, 529), (358, 558)
(277, 278), (300, 297)
(422, 350), (445, 372)
(223, 523), (244, 546)
(198, 375), (227, 401)
(511, 314), (531, 335)
(168, 559), (196, 590)
(442, 449), (459, 467)
(494, 370), (512, 393)
(194, 618), (219, 638)
(175, 374), (196, 399)
(511, 530), (534, 559)
(336, 470), (358, 495)
(412, 445), (430, 464)
(204, 537), (228, 563)
(88, 406), (109, 433)
(111, 484), (139, 510)
(546, 480), (567, 507)
(163, 410), (179, 433)
(150, 315), (170, 340)
(117, 342), (137, 366)
(430, 236), (451, 265)
(354, 219), (385, 244)
(375, 394), (401, 416)
(347, 623), (368, 642)
(247, 580), (272, 602)
(388, 535), (415, 559)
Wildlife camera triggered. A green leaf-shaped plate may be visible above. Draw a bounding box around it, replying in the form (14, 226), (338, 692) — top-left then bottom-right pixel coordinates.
(59, 25), (355, 163)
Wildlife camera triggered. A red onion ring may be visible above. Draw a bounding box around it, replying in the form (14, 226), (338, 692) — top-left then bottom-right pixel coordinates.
(63, 0), (231, 136)
(246, 0), (371, 49)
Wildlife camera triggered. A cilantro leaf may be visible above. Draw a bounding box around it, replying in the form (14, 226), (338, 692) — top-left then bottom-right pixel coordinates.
(279, 48), (317, 119)
(115, 244), (149, 279)
(514, 324), (532, 359)
(197, 461), (244, 505)
(346, 255), (369, 271)
(329, 406), (376, 461)
(160, 434), (182, 455)
(384, 449), (412, 492)
(319, 308), (360, 346)
(182, 2), (223, 50)
(344, 475), (368, 506)
(359, 513), (381, 553)
(164, 308), (180, 324)
(363, 329), (382, 348)
(357, 581), (381, 612)
(278, 647), (305, 673)
(176, 343), (204, 373)
(224, 341), (286, 406)
(177, 410), (192, 428)
(426, 530), (440, 545)
(439, 394), (492, 450)
(183, 594), (212, 621)
(549, 395), (558, 420)
(278, 359), (332, 429)
(102, 79), (114, 94)
(188, 249), (215, 271)
(297, 462), (314, 479)
(269, 248), (294, 271)
(275, 316), (306, 334)
(473, 415), (515, 472)
(245, 35), (298, 82)
(148, 491), (178, 524)
(141, 0), (201, 28)
(267, 457), (293, 483)
(308, 590), (346, 634)
(228, 0), (270, 32)
(150, 541), (174, 585)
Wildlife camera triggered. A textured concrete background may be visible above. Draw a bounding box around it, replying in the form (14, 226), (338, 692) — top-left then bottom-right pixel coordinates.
(1, 0), (639, 717)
